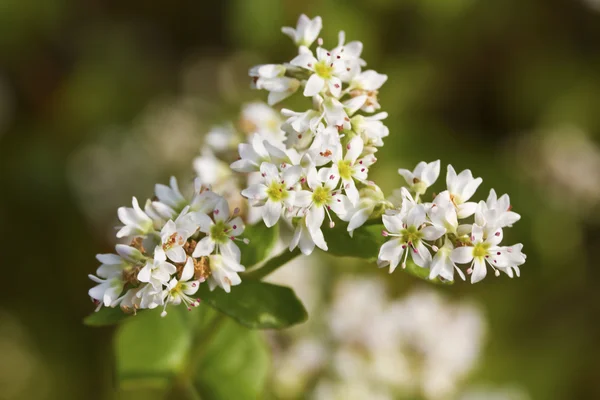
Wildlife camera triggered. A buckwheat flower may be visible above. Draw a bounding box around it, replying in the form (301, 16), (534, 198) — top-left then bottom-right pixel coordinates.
(240, 102), (286, 145)
(428, 191), (459, 234)
(398, 160), (441, 197)
(323, 97), (352, 130)
(206, 254), (245, 293)
(446, 165), (483, 218)
(189, 177), (221, 214)
(347, 183), (390, 235)
(319, 135), (369, 205)
(160, 257), (201, 317)
(429, 238), (466, 282)
(305, 124), (342, 166)
(241, 163), (303, 227)
(351, 112), (390, 149)
(193, 149), (237, 193)
(249, 64), (300, 105)
(289, 215), (328, 255)
(450, 224), (504, 283)
(95, 244), (144, 277)
(281, 14), (322, 47)
(475, 189), (521, 229)
(154, 211), (197, 263)
(230, 133), (293, 173)
(155, 176), (187, 213)
(349, 70), (388, 113)
(378, 205), (445, 272)
(204, 123), (239, 153)
(490, 243), (526, 278)
(116, 197), (155, 238)
(88, 274), (125, 308)
(290, 47), (346, 97)
(281, 108), (321, 137)
(137, 258), (178, 289)
(332, 31), (366, 82)
(137, 283), (164, 310)
(296, 166), (353, 232)
(192, 197), (245, 261)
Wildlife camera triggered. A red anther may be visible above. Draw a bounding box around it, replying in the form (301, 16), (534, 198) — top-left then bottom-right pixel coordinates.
(233, 225), (237, 229)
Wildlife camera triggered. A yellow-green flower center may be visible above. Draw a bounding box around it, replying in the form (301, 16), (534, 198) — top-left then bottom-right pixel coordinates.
(338, 160), (352, 180)
(401, 225), (423, 245)
(312, 186), (331, 207)
(473, 242), (489, 258)
(210, 220), (229, 244)
(266, 181), (288, 202)
(314, 60), (333, 79)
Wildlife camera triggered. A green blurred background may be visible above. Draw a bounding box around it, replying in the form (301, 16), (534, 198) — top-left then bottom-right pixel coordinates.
(1, 0), (599, 399)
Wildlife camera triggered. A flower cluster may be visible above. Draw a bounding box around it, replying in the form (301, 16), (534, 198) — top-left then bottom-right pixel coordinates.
(378, 160), (526, 283)
(88, 177), (248, 316)
(239, 14), (391, 254)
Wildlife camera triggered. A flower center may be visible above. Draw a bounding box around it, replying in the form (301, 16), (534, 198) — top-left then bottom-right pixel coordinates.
(314, 60), (333, 79)
(473, 242), (489, 258)
(401, 225), (423, 245)
(338, 160), (352, 180)
(210, 220), (229, 244)
(266, 181), (288, 202)
(312, 186), (331, 206)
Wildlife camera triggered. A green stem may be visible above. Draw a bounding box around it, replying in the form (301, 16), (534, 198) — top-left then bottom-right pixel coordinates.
(241, 248), (302, 280)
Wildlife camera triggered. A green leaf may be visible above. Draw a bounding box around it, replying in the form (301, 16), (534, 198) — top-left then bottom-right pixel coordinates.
(197, 280), (308, 329)
(240, 222), (279, 268)
(325, 222), (453, 285)
(115, 308), (196, 385)
(193, 319), (270, 400)
(84, 306), (138, 327)
(113, 305), (270, 400)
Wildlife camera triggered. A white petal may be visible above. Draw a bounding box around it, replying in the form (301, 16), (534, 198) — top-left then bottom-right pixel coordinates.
(192, 237), (215, 257)
(306, 206), (325, 232)
(304, 74), (325, 97)
(411, 242), (431, 268)
(263, 200), (282, 228)
(471, 258), (487, 283)
(451, 246), (474, 264)
(421, 226), (445, 241)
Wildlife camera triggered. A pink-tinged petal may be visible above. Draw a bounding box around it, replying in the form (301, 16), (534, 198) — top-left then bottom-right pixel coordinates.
(411, 241), (431, 268)
(304, 74), (325, 97)
(192, 237), (215, 257)
(451, 246), (474, 264)
(213, 197), (230, 222)
(471, 258), (487, 283)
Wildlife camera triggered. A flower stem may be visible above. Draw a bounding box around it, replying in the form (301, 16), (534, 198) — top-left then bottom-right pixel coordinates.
(242, 248), (302, 280)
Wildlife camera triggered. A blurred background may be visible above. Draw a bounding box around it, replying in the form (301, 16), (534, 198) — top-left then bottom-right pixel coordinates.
(1, 0), (600, 399)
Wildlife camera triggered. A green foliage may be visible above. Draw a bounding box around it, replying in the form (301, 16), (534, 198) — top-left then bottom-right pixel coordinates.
(240, 222), (279, 268)
(325, 222), (453, 285)
(84, 305), (136, 327)
(197, 280), (308, 329)
(115, 306), (270, 400)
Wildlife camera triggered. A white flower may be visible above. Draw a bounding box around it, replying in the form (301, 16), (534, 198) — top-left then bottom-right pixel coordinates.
(189, 177), (221, 214)
(204, 123), (239, 152)
(240, 102), (286, 145)
(249, 64), (300, 105)
(296, 166), (353, 232)
(305, 124), (342, 166)
(491, 243), (526, 278)
(290, 47), (346, 97)
(429, 238), (465, 282)
(347, 183), (388, 235)
(450, 224), (504, 283)
(281, 14), (322, 47)
(332, 30), (365, 81)
(88, 274), (124, 308)
(323, 97), (351, 130)
(349, 70), (387, 113)
(153, 210), (197, 263)
(206, 254), (245, 293)
(155, 176), (187, 213)
(378, 205), (445, 272)
(241, 163), (303, 227)
(428, 191), (459, 234)
(475, 189), (521, 229)
(351, 112), (389, 148)
(137, 258), (177, 289)
(116, 197), (155, 238)
(192, 197), (245, 261)
(446, 165), (483, 218)
(160, 257), (201, 317)
(398, 160), (441, 197)
(319, 135), (369, 205)
(136, 283), (164, 310)
(289, 215), (328, 255)
(230, 133), (293, 173)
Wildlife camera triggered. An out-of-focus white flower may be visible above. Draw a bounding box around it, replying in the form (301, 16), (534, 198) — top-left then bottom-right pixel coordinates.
(249, 64), (300, 105)
(204, 123), (239, 153)
(230, 133), (292, 173)
(281, 14), (322, 47)
(240, 102), (286, 145)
